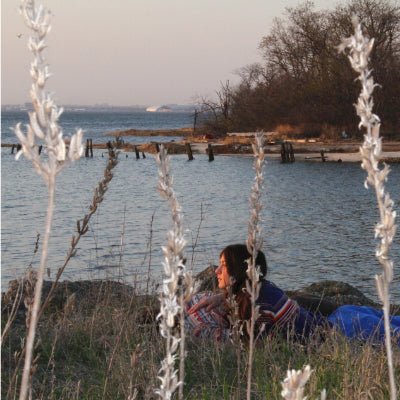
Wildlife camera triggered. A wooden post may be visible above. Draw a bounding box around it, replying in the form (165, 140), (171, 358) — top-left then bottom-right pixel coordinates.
(89, 139), (93, 157)
(207, 143), (214, 162)
(281, 141), (295, 163)
(85, 139), (90, 157)
(17, 144), (22, 153)
(134, 146), (140, 160)
(186, 143), (194, 161)
(11, 144), (15, 154)
(142, 152), (146, 159)
(193, 109), (198, 134)
(155, 143), (160, 153)
(289, 142), (295, 162)
(281, 142), (287, 163)
(320, 150), (326, 162)
(285, 142), (291, 163)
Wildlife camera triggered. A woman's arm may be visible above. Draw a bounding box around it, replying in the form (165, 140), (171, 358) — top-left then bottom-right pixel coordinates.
(187, 292), (226, 314)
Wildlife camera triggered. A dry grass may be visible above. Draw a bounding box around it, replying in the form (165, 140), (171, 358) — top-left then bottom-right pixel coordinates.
(2, 281), (399, 399)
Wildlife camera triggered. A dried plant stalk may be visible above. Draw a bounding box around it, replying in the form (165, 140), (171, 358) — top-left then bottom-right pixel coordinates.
(15, 1), (83, 399)
(245, 131), (265, 400)
(281, 365), (312, 400)
(38, 145), (119, 319)
(339, 16), (397, 400)
(155, 146), (193, 400)
(281, 365), (327, 400)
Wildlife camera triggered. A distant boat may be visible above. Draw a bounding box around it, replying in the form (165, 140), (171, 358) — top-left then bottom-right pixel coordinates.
(146, 105), (172, 113)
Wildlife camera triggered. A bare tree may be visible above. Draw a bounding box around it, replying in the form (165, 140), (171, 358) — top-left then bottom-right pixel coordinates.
(225, 0), (400, 135)
(198, 80), (233, 134)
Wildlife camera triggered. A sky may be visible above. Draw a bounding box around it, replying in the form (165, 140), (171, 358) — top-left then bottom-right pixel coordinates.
(2, 0), (336, 106)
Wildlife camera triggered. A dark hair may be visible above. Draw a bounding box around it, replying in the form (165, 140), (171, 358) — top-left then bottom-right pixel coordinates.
(220, 244), (267, 295)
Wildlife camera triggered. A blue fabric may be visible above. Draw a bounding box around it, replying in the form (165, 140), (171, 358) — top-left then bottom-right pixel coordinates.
(328, 305), (400, 345)
(256, 280), (324, 338)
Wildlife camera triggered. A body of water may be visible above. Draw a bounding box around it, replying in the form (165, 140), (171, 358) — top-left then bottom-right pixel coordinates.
(1, 110), (193, 145)
(2, 111), (399, 302)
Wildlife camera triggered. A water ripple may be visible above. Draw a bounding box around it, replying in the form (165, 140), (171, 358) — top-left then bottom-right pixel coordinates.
(2, 149), (399, 302)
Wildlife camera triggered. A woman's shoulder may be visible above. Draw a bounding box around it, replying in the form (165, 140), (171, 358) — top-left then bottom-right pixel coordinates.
(258, 280), (287, 303)
(261, 279), (285, 292)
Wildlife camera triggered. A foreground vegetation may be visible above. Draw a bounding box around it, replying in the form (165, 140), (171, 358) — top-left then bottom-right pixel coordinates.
(2, 280), (399, 399)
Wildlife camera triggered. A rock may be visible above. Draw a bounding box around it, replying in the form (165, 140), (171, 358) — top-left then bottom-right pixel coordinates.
(1, 278), (158, 325)
(193, 265), (218, 292)
(194, 269), (400, 316)
(2, 270), (399, 324)
(288, 280), (378, 307)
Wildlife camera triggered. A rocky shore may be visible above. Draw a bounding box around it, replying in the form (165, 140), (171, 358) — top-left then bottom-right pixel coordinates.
(3, 267), (399, 326)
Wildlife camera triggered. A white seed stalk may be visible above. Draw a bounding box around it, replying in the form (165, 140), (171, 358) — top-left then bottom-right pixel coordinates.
(155, 146), (193, 400)
(281, 365), (312, 400)
(339, 17), (397, 400)
(245, 131), (265, 400)
(15, 2), (83, 400)
(15, 2), (83, 176)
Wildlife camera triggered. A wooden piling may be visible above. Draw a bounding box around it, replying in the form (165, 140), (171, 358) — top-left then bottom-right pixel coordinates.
(17, 144), (22, 153)
(280, 142), (287, 163)
(134, 146), (140, 160)
(281, 141), (295, 163)
(193, 109), (198, 134)
(207, 143), (214, 162)
(289, 142), (295, 162)
(155, 143), (160, 153)
(11, 144), (15, 154)
(85, 139), (90, 157)
(85, 139), (93, 157)
(186, 143), (194, 161)
(320, 150), (326, 162)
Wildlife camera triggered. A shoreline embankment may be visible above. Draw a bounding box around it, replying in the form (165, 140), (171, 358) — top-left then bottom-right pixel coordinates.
(2, 127), (400, 163)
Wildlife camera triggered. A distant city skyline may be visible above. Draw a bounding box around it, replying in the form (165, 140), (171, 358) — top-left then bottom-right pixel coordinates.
(2, 0), (336, 106)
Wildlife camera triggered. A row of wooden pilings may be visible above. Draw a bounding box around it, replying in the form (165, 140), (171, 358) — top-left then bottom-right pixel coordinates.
(9, 140), (94, 157)
(10, 144), (44, 155)
(153, 142), (214, 162)
(9, 140), (215, 161)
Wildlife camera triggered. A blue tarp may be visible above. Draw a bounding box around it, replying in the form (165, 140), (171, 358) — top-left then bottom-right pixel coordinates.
(328, 305), (400, 345)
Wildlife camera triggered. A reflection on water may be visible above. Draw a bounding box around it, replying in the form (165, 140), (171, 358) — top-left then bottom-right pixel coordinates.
(1, 149), (399, 302)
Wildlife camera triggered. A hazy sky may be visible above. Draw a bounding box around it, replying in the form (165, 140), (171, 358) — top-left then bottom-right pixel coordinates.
(2, 0), (336, 106)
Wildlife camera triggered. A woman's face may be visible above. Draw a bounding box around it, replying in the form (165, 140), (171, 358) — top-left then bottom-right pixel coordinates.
(215, 253), (231, 289)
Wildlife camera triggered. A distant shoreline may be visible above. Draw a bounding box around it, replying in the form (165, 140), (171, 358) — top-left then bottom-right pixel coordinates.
(106, 127), (192, 137)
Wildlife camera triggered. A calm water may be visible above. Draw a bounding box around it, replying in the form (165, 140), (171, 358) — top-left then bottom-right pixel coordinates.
(1, 110), (192, 144)
(1, 111), (400, 302)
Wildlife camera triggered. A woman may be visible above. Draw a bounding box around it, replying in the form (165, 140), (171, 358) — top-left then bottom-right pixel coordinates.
(186, 244), (400, 344)
(186, 244), (324, 341)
